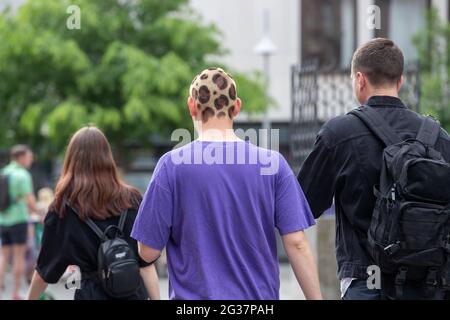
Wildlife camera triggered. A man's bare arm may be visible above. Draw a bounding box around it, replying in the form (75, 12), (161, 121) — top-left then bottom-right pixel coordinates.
(282, 230), (322, 300)
(140, 264), (160, 300)
(138, 242), (161, 264)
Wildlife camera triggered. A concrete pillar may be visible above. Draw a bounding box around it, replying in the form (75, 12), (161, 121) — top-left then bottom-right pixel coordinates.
(316, 214), (340, 299)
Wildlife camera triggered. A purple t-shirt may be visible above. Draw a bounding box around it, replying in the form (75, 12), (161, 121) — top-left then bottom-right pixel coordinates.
(131, 141), (315, 300)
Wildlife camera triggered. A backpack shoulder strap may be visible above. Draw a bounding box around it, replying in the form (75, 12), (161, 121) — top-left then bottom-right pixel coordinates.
(68, 204), (105, 240)
(349, 106), (402, 146)
(416, 116), (441, 147)
(117, 210), (128, 233)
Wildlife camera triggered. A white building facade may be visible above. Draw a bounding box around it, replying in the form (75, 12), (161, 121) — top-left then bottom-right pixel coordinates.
(190, 0), (300, 123)
(191, 0), (449, 123)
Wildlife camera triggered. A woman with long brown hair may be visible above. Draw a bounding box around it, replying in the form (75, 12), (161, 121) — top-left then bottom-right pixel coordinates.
(27, 126), (160, 300)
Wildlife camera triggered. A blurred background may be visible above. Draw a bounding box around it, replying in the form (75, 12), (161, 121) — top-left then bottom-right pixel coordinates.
(0, 0), (449, 299)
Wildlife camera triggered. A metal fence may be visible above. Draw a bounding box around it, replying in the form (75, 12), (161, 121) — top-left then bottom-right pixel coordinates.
(290, 62), (421, 171)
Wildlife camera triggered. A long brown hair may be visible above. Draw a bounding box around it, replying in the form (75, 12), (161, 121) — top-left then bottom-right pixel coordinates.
(52, 126), (141, 220)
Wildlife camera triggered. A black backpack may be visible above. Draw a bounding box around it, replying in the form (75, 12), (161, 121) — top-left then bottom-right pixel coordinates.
(70, 205), (141, 298)
(0, 172), (11, 212)
(350, 106), (450, 298)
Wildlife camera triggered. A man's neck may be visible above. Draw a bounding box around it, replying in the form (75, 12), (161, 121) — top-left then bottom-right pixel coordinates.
(10, 160), (24, 168)
(369, 88), (399, 98)
(197, 123), (241, 142)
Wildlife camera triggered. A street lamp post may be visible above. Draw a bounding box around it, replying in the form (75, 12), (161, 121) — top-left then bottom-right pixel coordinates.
(254, 10), (277, 149)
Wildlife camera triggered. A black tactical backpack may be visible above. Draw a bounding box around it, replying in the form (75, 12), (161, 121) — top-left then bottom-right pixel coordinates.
(350, 106), (450, 298)
(70, 205), (141, 298)
(0, 172), (11, 212)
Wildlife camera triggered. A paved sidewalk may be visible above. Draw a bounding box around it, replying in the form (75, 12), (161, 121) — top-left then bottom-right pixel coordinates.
(1, 264), (305, 300)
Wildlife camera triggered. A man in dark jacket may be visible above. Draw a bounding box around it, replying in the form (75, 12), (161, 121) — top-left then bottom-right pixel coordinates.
(298, 38), (450, 299)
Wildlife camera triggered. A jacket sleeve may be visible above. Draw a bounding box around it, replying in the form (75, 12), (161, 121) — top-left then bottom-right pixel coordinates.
(297, 128), (339, 219)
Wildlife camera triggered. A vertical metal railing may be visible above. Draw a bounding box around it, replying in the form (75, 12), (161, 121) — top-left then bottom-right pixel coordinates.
(290, 62), (421, 170)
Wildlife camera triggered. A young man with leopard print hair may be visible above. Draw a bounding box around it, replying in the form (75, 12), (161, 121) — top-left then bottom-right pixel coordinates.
(132, 68), (322, 300)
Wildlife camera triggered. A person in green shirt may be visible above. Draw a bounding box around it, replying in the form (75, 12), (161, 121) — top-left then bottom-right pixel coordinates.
(0, 145), (37, 300)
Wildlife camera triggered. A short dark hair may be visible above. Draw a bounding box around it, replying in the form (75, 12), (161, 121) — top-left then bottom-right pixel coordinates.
(351, 38), (404, 87)
(10, 145), (32, 160)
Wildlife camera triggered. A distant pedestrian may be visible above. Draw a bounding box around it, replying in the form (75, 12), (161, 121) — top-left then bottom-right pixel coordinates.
(35, 188), (54, 222)
(27, 127), (160, 300)
(0, 145), (37, 300)
(26, 188), (55, 284)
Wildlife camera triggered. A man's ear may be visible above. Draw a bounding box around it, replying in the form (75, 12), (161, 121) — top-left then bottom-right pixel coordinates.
(187, 96), (197, 117)
(356, 72), (366, 92)
(397, 75), (404, 91)
(231, 98), (242, 118)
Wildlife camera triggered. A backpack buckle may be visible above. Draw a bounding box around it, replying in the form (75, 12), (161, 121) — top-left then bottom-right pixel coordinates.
(425, 268), (439, 287)
(395, 267), (408, 299)
(425, 267), (440, 298)
(443, 235), (450, 252)
(441, 273), (450, 290)
(384, 241), (401, 256)
(395, 267), (408, 286)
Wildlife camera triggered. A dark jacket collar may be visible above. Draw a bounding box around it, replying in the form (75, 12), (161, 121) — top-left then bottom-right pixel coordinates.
(366, 95), (406, 108)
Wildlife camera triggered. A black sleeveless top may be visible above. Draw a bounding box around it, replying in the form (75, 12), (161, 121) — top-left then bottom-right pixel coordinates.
(36, 206), (151, 300)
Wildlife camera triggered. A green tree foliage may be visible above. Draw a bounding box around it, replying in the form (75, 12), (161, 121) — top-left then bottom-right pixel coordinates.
(0, 0), (269, 159)
(413, 9), (450, 132)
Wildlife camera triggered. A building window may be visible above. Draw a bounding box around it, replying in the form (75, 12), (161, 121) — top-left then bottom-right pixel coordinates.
(301, 0), (357, 70)
(387, 0), (428, 62)
(301, 0), (342, 69)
